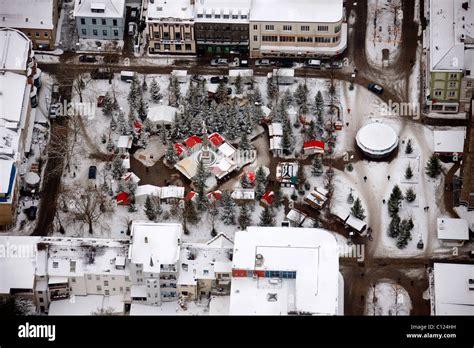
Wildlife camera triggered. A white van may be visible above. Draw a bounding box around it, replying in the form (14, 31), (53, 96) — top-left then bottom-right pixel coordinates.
(305, 59), (322, 68)
(128, 22), (136, 36)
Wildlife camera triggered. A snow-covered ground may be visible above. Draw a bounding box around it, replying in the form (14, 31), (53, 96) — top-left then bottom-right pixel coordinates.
(366, 0), (403, 68)
(365, 280), (412, 315)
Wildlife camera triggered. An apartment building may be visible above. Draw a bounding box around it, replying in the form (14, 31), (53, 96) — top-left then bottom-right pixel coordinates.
(248, 0), (347, 58)
(426, 0), (474, 114)
(145, 0), (196, 54)
(193, 0), (251, 55)
(0, 0), (60, 50)
(128, 222), (182, 305)
(0, 28), (38, 227)
(74, 0), (126, 40)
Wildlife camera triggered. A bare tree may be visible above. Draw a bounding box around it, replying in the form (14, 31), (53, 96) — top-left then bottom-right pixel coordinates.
(63, 184), (114, 234)
(73, 72), (93, 103)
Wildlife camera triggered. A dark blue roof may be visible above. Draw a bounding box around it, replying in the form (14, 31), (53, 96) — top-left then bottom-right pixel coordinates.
(0, 162), (16, 202)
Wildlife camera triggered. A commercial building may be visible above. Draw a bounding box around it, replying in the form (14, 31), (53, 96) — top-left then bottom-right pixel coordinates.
(248, 0), (347, 58)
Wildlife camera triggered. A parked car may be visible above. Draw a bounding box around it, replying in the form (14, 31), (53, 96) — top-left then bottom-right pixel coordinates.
(210, 76), (229, 84)
(210, 58), (229, 66)
(279, 59), (294, 68)
(254, 59), (273, 66)
(103, 55), (119, 64)
(191, 75), (206, 83)
(88, 166), (97, 180)
(368, 83), (384, 95)
(91, 68), (113, 80)
(239, 59), (249, 67)
(128, 22), (137, 36)
(97, 96), (105, 107)
(79, 55), (97, 63)
(331, 60), (344, 69)
(305, 59), (322, 68)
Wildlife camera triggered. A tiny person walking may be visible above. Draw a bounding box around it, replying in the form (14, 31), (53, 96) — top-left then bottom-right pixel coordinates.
(363, 176), (367, 182)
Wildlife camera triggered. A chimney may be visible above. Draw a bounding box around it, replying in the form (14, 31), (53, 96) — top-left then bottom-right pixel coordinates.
(145, 236), (148, 243)
(150, 256), (154, 267)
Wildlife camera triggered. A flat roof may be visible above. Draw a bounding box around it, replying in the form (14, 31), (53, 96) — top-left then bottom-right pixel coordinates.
(147, 0), (194, 20)
(0, 29), (30, 72)
(74, 0), (125, 18)
(250, 0), (343, 23)
(433, 129), (466, 153)
(0, 72), (28, 124)
(437, 217), (469, 240)
(433, 263), (474, 315)
(0, 0), (55, 30)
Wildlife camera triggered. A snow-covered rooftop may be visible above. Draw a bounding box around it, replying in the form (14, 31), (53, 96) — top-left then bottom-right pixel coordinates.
(117, 135), (132, 149)
(0, 125), (20, 157)
(0, 28), (31, 72)
(0, 236), (40, 295)
(74, 0), (126, 18)
(433, 129), (466, 153)
(48, 294), (125, 315)
(147, 0), (194, 21)
(356, 122), (399, 156)
(147, 105), (178, 124)
(195, 0), (251, 23)
(429, 0), (474, 71)
(268, 122), (283, 137)
(250, 0), (343, 23)
(40, 237), (130, 277)
(230, 227), (340, 315)
(0, 72), (28, 125)
(433, 263), (474, 315)
(129, 222), (182, 273)
(160, 185), (185, 199)
(0, 0), (55, 30)
(232, 189), (255, 200)
(436, 217), (469, 240)
(0, 159), (16, 201)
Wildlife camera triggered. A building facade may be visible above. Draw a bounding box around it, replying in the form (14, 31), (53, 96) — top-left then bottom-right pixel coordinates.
(193, 0), (251, 55)
(0, 0), (59, 50)
(146, 0), (196, 54)
(248, 0), (347, 58)
(74, 0), (126, 40)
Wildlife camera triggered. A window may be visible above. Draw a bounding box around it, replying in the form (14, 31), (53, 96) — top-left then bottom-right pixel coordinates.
(315, 36), (331, 43)
(203, 270), (209, 275)
(97, 285), (102, 291)
(467, 81), (472, 87)
(297, 37), (313, 43)
(102, 19), (106, 25)
(332, 36), (339, 43)
(318, 25), (329, 31)
(103, 30), (107, 36)
(262, 35), (278, 42)
(125, 276), (129, 282)
(432, 104), (443, 111)
(164, 44), (170, 50)
(232, 15), (238, 19)
(197, 14), (203, 18)
(434, 90), (442, 97)
(35, 32), (40, 37)
(93, 29), (98, 36)
(206, 14), (212, 18)
(301, 25), (310, 31)
(38, 291), (43, 294)
(71, 277), (76, 283)
(279, 36), (295, 42)
(39, 298), (44, 303)
(215, 14), (220, 19)
(80, 18), (85, 25)
(182, 291), (188, 296)
(175, 32), (181, 40)
(104, 281), (109, 286)
(82, 29), (87, 35)
(113, 19), (117, 26)
(96, 275), (100, 281)
(448, 91), (456, 97)
(448, 81), (457, 88)
(92, 19), (97, 25)
(27, 32), (31, 37)
(265, 25), (274, 31)
(126, 287), (130, 292)
(112, 277), (115, 280)
(241, 15), (247, 19)
(137, 270), (142, 276)
(154, 43), (161, 50)
(44, 31), (49, 37)
(253, 24), (258, 30)
(114, 30), (118, 36)
(105, 290), (110, 296)
(283, 25), (292, 31)
(70, 261), (76, 273)
(185, 44), (192, 50)
(253, 35), (258, 41)
(53, 262), (59, 268)
(335, 25), (341, 33)
(223, 14), (229, 19)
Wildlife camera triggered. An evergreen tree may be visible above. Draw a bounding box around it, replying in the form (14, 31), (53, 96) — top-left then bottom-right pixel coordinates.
(196, 184), (208, 212)
(347, 192), (354, 204)
(397, 218), (413, 249)
(184, 200), (199, 225)
(388, 213), (401, 238)
(351, 197), (366, 220)
(235, 74), (243, 94)
(169, 76), (181, 106)
(220, 191), (236, 225)
(252, 105), (265, 125)
(255, 182), (266, 201)
(405, 139), (413, 154)
(111, 155), (125, 179)
(240, 174), (252, 188)
(425, 154), (442, 178)
(112, 97), (120, 112)
(165, 141), (178, 164)
(405, 164), (413, 180)
(405, 187), (416, 202)
(314, 90), (324, 115)
(284, 88), (293, 106)
(311, 156), (324, 176)
(150, 78), (162, 103)
(273, 186), (284, 209)
(259, 205), (275, 226)
(294, 82), (308, 108)
(137, 130), (149, 148)
(224, 107), (239, 141)
(307, 120), (317, 140)
(127, 74), (140, 111)
(266, 76), (278, 102)
(255, 166), (267, 186)
(136, 93), (148, 121)
(142, 75), (148, 91)
(215, 80), (228, 104)
(238, 204), (252, 230)
(110, 114), (117, 131)
(281, 115), (295, 155)
(296, 162), (306, 188)
(102, 92), (114, 116)
(144, 196), (157, 221)
(252, 85), (263, 104)
(239, 131), (253, 152)
(143, 118), (154, 134)
(117, 111), (128, 135)
(194, 159), (209, 192)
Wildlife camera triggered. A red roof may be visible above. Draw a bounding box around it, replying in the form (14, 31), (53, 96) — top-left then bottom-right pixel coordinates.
(303, 140), (325, 149)
(133, 120), (143, 129)
(175, 143), (186, 156)
(184, 135), (203, 149)
(116, 192), (130, 205)
(186, 191), (197, 201)
(208, 132), (225, 147)
(261, 191), (274, 205)
(241, 171), (255, 184)
(207, 190), (222, 202)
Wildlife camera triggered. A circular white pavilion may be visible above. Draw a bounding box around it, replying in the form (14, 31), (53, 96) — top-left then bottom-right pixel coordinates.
(356, 122), (399, 159)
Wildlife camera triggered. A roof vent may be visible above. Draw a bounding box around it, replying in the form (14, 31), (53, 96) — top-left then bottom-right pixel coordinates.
(145, 236), (148, 243)
(267, 293), (278, 302)
(255, 253), (264, 266)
